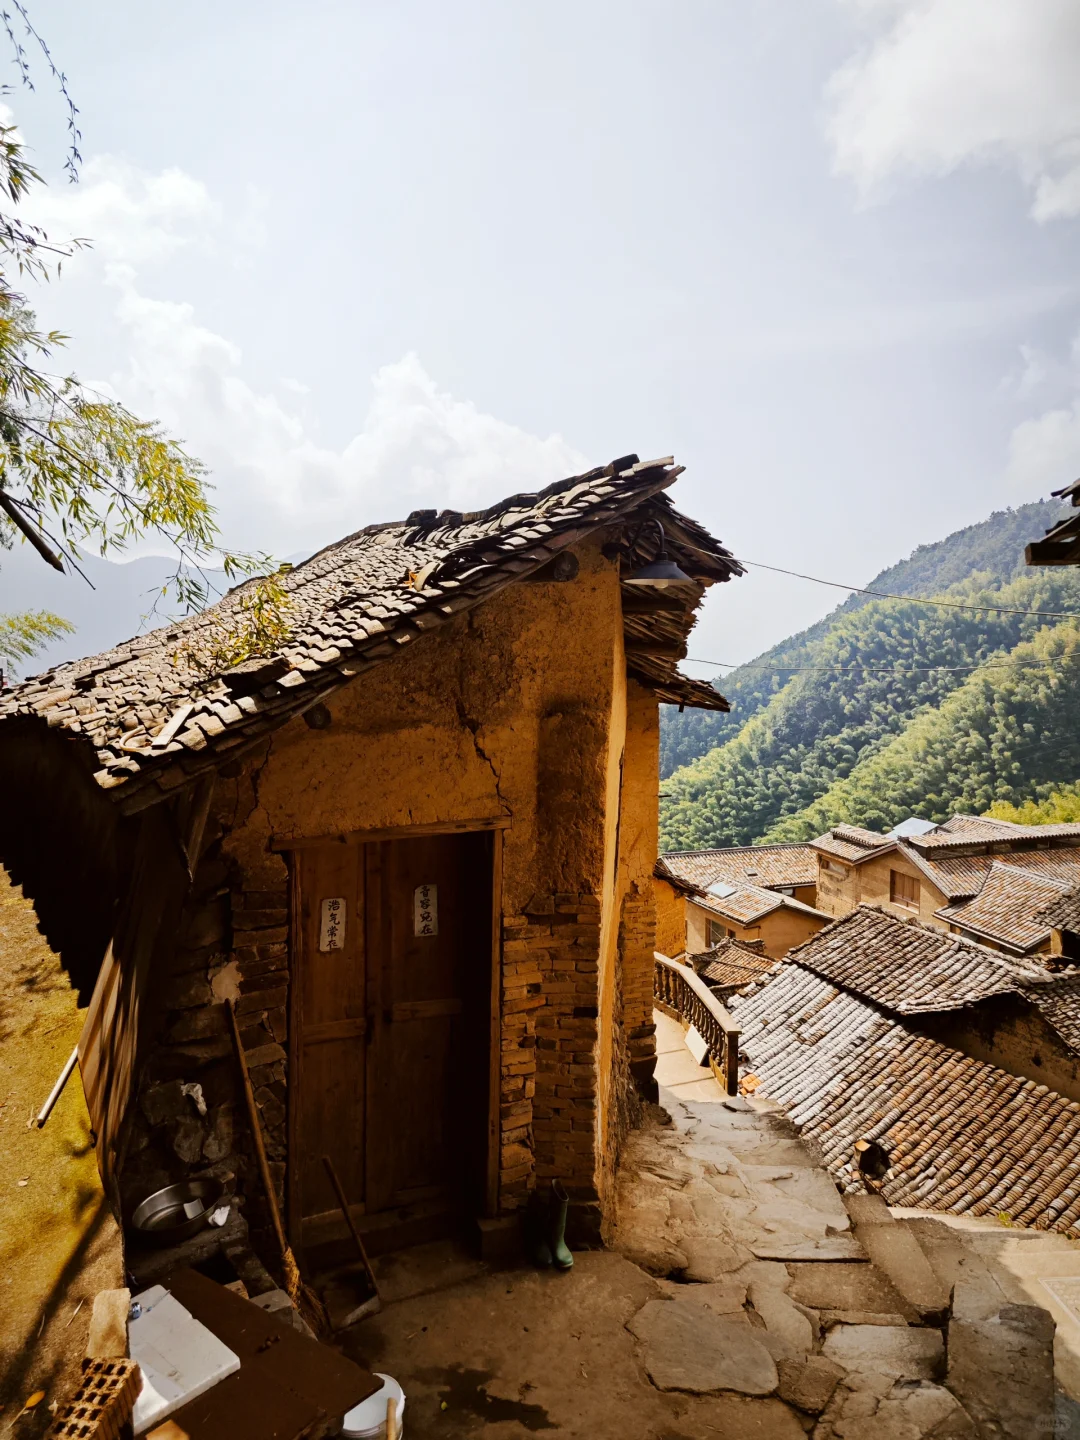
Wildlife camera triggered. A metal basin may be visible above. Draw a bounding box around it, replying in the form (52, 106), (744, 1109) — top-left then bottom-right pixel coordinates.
(130, 1177), (226, 1246)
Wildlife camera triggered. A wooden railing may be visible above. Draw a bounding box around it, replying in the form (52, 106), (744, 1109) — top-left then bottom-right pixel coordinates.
(653, 951), (741, 1096)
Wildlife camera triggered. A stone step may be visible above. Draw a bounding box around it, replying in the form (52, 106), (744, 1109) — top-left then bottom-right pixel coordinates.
(840, 1195), (950, 1324)
(899, 1216), (1029, 1314)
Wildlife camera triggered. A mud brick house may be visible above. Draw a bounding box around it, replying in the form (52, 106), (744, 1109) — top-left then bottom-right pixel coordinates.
(730, 905), (1080, 1230)
(654, 841), (819, 957)
(811, 815), (1080, 957)
(0, 456), (742, 1262)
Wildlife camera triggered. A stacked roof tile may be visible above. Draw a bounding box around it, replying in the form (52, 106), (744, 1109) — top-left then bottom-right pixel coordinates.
(694, 882), (826, 928)
(785, 905), (1043, 1012)
(810, 826), (890, 864)
(937, 861), (1074, 955)
(1024, 973), (1080, 1053)
(730, 963), (1080, 1233)
(1037, 884), (1080, 935)
(695, 937), (778, 993)
(0, 457), (740, 814)
(658, 844), (817, 893)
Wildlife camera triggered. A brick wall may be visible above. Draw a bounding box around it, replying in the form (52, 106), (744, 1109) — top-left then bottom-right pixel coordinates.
(503, 892), (603, 1242)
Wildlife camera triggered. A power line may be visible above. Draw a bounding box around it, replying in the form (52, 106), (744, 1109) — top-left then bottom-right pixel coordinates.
(686, 652), (1080, 676)
(730, 556), (1080, 621)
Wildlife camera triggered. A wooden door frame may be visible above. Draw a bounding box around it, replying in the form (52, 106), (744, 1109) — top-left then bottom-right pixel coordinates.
(284, 817), (506, 1246)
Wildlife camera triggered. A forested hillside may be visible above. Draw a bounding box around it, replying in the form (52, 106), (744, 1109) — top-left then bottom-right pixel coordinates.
(660, 498), (1062, 778)
(659, 499), (1080, 851)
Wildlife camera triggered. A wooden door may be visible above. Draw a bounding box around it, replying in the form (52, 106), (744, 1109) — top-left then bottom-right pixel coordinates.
(294, 845), (367, 1232)
(365, 832), (491, 1221)
(292, 829), (492, 1245)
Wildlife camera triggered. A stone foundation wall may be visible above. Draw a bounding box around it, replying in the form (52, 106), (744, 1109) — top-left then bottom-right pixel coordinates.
(117, 825), (292, 1263)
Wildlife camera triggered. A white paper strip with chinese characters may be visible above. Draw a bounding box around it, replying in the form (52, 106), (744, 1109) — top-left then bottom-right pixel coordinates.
(319, 897), (346, 952)
(413, 883), (438, 937)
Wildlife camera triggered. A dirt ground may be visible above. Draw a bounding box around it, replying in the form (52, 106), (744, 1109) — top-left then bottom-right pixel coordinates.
(0, 867), (123, 1435)
(339, 1247), (806, 1439)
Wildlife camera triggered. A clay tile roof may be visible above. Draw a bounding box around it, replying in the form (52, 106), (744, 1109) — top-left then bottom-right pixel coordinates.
(810, 826), (891, 864)
(1028, 481), (1080, 566)
(729, 964), (1080, 1235)
(693, 883), (826, 928)
(1037, 883), (1080, 934)
(1023, 971), (1080, 1053)
(658, 843), (817, 892)
(0, 457), (740, 813)
(908, 818), (1080, 854)
(936, 861), (1072, 954)
(785, 904), (1043, 1012)
(695, 938), (779, 991)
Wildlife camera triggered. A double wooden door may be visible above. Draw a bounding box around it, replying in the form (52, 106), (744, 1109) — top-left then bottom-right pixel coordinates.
(291, 831), (492, 1249)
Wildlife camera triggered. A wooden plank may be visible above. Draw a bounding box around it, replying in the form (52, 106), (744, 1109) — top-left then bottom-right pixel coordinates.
(486, 829), (502, 1217)
(286, 855), (302, 1250)
(162, 1268), (378, 1436)
(391, 998), (462, 1022)
(304, 1017), (368, 1043)
(270, 815), (511, 852)
(296, 845), (367, 1226)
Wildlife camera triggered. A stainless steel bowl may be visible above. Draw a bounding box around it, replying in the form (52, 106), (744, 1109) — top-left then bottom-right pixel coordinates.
(130, 1177), (226, 1246)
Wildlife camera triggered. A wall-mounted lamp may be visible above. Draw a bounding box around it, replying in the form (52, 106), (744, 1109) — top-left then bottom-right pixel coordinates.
(624, 517), (693, 589)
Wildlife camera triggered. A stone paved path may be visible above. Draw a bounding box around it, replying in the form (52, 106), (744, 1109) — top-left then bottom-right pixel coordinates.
(607, 1011), (983, 1436)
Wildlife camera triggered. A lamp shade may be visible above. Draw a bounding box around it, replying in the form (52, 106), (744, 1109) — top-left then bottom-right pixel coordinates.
(624, 556), (694, 587)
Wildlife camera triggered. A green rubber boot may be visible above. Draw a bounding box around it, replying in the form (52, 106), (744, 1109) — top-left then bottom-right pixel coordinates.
(550, 1180), (573, 1271)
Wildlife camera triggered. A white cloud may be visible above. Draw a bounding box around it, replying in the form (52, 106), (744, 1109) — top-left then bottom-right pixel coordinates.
(826, 1), (1080, 220)
(19, 155), (588, 560)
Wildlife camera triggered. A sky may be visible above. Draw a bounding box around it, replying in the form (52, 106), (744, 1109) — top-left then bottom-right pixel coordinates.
(4, 0), (1080, 673)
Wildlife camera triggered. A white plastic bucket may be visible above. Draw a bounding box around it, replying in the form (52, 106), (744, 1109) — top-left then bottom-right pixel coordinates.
(342, 1373), (405, 1439)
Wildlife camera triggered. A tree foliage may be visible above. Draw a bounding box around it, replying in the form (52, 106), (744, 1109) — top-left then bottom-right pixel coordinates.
(659, 566), (1080, 850)
(986, 782), (1080, 825)
(0, 18), (285, 675)
(0, 605), (70, 668)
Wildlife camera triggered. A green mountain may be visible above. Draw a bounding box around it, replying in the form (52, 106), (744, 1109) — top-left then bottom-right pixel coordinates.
(659, 499), (1080, 851)
(660, 498), (1063, 778)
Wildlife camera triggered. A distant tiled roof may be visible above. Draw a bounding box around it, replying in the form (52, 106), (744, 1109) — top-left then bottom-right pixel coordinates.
(692, 883), (827, 928)
(730, 964), (1080, 1234)
(694, 937), (777, 991)
(918, 847), (1080, 902)
(810, 825), (890, 864)
(1036, 883), (1080, 934)
(907, 819), (1080, 855)
(0, 457), (740, 814)
(658, 843), (817, 892)
(786, 905), (1043, 1013)
(937, 861), (1071, 954)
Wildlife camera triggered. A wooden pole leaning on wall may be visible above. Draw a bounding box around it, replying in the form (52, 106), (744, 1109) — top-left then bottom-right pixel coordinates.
(226, 999), (329, 1336)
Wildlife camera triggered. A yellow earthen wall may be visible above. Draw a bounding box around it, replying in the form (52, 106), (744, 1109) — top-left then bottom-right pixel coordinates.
(853, 854), (948, 927)
(814, 856), (861, 917)
(654, 877), (687, 957)
(685, 900), (827, 961)
(211, 537), (656, 1228)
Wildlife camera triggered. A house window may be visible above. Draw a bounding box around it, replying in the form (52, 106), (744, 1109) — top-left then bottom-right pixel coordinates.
(890, 870), (920, 911)
(823, 860), (847, 876)
(707, 919), (733, 946)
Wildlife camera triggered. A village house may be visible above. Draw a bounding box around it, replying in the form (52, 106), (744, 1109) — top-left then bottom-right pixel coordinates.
(811, 814), (1080, 958)
(654, 841), (825, 959)
(0, 456), (742, 1278)
(690, 935), (778, 1001)
(729, 904), (1080, 1225)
